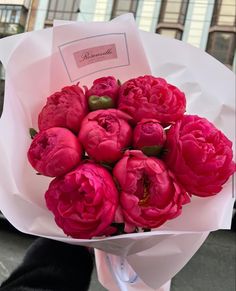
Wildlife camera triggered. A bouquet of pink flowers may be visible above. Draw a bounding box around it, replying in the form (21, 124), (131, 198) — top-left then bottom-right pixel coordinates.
(27, 75), (235, 239)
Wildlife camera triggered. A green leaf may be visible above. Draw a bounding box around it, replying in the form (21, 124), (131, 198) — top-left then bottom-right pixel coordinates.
(88, 95), (114, 111)
(29, 128), (38, 139)
(141, 145), (162, 156)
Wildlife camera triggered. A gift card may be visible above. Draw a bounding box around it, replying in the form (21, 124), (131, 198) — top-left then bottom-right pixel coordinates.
(58, 33), (129, 82)
(51, 14), (151, 89)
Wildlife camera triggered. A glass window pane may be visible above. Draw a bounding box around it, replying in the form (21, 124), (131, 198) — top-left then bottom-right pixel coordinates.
(131, 0), (138, 12)
(179, 1), (188, 24)
(163, 12), (179, 23)
(158, 28), (182, 40)
(15, 9), (21, 23)
(57, 0), (65, 11)
(112, 0), (138, 18)
(71, 13), (77, 21)
(19, 7), (26, 26)
(165, 1), (182, 14)
(218, 1), (236, 26)
(65, 0), (74, 11)
(214, 0), (236, 26)
(6, 9), (12, 22)
(113, 10), (124, 17)
(218, 14), (235, 25)
(46, 0), (79, 21)
(159, 0), (188, 24)
(116, 0), (131, 11)
(207, 32), (235, 65)
(55, 12), (63, 19)
(62, 12), (71, 20)
(47, 11), (54, 21)
(0, 5), (24, 25)
(219, 0), (236, 23)
(10, 9), (16, 22)
(6, 23), (19, 34)
(159, 28), (177, 38)
(1, 9), (7, 22)
(49, 0), (57, 10)
(0, 7), (3, 20)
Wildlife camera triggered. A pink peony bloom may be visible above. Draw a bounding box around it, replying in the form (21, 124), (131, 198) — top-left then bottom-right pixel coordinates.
(38, 84), (88, 133)
(79, 109), (132, 163)
(45, 163), (118, 239)
(118, 75), (186, 124)
(133, 119), (166, 155)
(85, 76), (120, 104)
(164, 115), (236, 197)
(28, 127), (82, 177)
(113, 150), (190, 232)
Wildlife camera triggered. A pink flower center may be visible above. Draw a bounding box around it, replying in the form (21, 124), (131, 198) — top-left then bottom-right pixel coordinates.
(98, 115), (118, 133)
(39, 136), (50, 149)
(138, 182), (150, 206)
(137, 177), (150, 206)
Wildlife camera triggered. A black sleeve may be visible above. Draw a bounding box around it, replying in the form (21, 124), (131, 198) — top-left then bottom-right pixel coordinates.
(0, 238), (94, 291)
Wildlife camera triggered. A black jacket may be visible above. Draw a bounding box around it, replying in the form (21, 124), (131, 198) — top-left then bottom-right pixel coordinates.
(0, 238), (94, 291)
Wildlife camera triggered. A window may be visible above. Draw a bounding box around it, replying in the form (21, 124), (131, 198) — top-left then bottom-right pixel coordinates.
(207, 0), (236, 67)
(207, 32), (235, 66)
(0, 5), (23, 24)
(45, 0), (80, 23)
(159, 0), (189, 25)
(212, 0), (236, 27)
(156, 0), (189, 40)
(158, 28), (182, 40)
(111, 0), (138, 19)
(0, 5), (26, 35)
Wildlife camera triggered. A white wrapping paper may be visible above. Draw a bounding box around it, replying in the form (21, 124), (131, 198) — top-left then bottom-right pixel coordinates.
(0, 14), (235, 291)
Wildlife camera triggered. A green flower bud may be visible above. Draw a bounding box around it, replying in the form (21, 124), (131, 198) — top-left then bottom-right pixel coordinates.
(88, 95), (114, 111)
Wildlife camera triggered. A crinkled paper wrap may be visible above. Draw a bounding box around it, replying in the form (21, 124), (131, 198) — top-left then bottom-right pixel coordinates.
(0, 14), (235, 291)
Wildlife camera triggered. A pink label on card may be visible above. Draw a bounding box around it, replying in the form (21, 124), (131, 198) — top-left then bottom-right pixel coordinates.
(74, 44), (117, 68)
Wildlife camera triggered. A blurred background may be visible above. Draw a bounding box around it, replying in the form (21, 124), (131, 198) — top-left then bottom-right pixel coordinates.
(0, 0), (235, 102)
(0, 1), (235, 290)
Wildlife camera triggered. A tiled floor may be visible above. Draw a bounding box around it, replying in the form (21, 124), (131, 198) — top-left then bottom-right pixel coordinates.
(0, 219), (235, 291)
